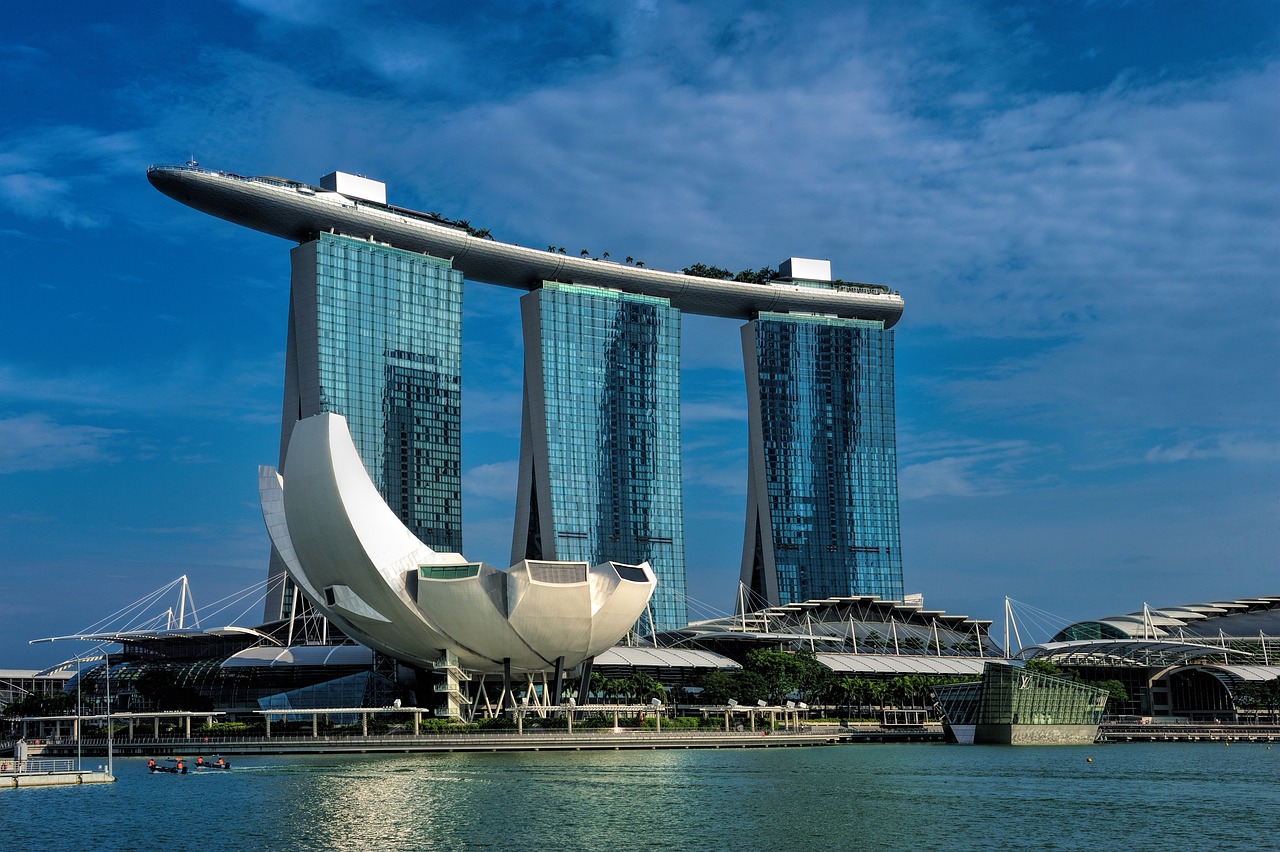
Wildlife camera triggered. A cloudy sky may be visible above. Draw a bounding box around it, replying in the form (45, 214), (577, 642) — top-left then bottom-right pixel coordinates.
(2, 1), (1277, 666)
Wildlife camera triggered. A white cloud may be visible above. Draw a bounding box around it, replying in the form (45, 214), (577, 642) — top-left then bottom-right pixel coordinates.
(0, 172), (105, 228)
(1145, 435), (1280, 465)
(462, 460), (519, 503)
(0, 414), (123, 473)
(899, 439), (1047, 500)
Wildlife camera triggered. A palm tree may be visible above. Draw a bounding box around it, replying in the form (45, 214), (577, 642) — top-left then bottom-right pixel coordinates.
(602, 251), (610, 260)
(625, 256), (634, 265)
(868, 680), (889, 713)
(580, 248), (590, 257)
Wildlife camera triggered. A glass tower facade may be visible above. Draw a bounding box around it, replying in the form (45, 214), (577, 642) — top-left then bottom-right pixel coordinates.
(741, 312), (903, 607)
(265, 233), (463, 621)
(512, 282), (687, 632)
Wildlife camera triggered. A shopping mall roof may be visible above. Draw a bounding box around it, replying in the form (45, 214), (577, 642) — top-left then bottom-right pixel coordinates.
(1021, 639), (1255, 668)
(667, 595), (995, 649)
(594, 647), (739, 670)
(815, 653), (989, 677)
(1052, 596), (1280, 642)
(221, 645), (373, 668)
(1192, 664), (1280, 682)
(30, 626), (282, 647)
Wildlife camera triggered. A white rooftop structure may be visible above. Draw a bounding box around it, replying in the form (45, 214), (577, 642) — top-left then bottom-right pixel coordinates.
(147, 165), (903, 326)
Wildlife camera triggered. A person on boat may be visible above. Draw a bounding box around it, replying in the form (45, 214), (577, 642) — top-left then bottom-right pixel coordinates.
(148, 758), (156, 770)
(215, 756), (224, 767)
(196, 756), (204, 767)
(176, 759), (186, 773)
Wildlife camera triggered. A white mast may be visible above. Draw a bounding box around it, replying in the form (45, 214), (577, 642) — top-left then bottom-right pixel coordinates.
(1004, 597), (1024, 659)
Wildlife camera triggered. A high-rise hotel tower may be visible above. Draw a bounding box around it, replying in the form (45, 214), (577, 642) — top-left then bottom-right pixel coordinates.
(512, 283), (686, 631)
(740, 261), (903, 606)
(264, 224), (464, 621)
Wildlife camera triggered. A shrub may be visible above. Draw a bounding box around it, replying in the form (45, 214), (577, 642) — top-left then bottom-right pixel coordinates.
(197, 722), (250, 736)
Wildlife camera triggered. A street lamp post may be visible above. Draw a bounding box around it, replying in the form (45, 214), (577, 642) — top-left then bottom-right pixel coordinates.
(75, 654), (82, 771)
(103, 652), (114, 778)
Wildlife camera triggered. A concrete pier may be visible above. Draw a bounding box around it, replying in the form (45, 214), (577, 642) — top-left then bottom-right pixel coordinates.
(1, 759), (114, 789)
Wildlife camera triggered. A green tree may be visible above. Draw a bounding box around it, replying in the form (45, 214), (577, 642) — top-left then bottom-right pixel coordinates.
(1235, 677), (1280, 721)
(1024, 659), (1060, 676)
(744, 649), (811, 703)
(3, 689), (76, 718)
(681, 263), (733, 279)
(627, 672), (665, 702)
(1091, 679), (1129, 707)
(867, 679), (889, 711)
(733, 266), (778, 284)
(697, 671), (740, 705)
(735, 671), (769, 705)
(901, 635), (927, 653)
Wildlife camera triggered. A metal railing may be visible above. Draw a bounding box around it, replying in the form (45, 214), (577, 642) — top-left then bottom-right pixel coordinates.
(3, 758), (77, 774)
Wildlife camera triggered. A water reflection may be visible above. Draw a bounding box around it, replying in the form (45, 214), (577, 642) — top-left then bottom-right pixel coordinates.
(1, 745), (1275, 851)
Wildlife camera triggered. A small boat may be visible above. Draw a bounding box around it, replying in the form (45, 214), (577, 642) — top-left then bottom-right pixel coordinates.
(194, 757), (231, 770)
(148, 758), (189, 775)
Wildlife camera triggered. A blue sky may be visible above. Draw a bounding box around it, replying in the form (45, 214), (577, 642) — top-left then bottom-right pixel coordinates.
(2, 1), (1277, 667)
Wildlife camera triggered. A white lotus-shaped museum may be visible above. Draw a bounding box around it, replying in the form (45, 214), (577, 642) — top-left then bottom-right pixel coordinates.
(258, 412), (657, 674)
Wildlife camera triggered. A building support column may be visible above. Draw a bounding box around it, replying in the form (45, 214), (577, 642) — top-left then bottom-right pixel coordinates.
(502, 658), (513, 711)
(552, 656), (566, 706)
(578, 657), (594, 705)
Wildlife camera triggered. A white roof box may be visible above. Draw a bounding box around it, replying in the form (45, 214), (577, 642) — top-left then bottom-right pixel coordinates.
(778, 257), (831, 282)
(320, 171), (386, 204)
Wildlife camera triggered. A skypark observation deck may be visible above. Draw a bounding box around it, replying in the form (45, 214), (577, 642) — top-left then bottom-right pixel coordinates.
(146, 164), (903, 325)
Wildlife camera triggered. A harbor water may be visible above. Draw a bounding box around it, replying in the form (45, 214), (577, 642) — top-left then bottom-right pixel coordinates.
(1, 742), (1275, 850)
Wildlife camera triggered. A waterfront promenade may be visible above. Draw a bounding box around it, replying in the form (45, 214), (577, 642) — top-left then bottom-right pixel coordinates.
(1099, 721), (1280, 743)
(12, 720), (1275, 758)
(23, 728), (842, 756)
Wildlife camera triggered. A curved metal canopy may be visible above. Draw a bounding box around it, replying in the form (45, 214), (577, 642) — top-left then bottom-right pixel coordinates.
(1022, 639), (1253, 668)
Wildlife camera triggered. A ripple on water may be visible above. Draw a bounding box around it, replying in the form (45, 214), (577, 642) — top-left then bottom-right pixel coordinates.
(1, 744), (1274, 851)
